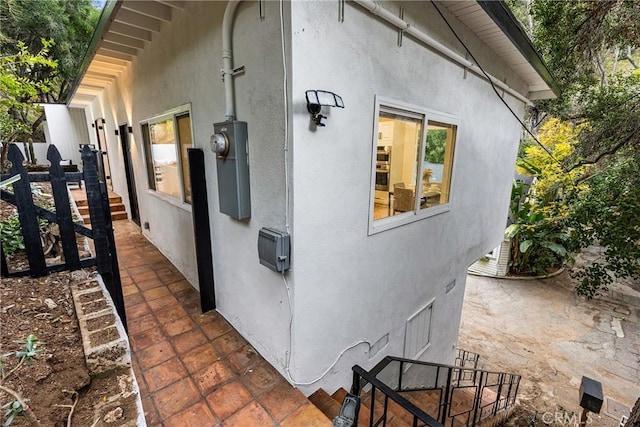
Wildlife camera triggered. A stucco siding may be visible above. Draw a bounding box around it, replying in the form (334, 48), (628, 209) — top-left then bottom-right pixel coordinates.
(289, 1), (525, 393)
(84, 1), (292, 369)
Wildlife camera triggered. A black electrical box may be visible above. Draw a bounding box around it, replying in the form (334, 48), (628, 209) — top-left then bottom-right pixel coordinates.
(579, 376), (603, 414)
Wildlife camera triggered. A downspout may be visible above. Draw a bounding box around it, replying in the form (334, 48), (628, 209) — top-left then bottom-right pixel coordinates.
(222, 0), (243, 121)
(352, 0), (532, 106)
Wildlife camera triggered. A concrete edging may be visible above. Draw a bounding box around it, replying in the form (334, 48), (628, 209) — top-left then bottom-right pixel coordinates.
(69, 273), (146, 427)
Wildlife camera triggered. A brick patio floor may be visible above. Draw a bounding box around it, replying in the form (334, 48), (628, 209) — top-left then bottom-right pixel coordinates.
(113, 220), (330, 426)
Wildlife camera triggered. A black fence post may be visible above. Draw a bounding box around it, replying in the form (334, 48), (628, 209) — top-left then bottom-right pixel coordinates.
(81, 146), (127, 332)
(1, 245), (8, 277)
(7, 144), (47, 276)
(188, 148), (216, 312)
(47, 145), (81, 270)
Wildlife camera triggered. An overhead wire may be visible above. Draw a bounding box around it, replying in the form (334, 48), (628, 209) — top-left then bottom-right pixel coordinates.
(430, 1), (568, 173)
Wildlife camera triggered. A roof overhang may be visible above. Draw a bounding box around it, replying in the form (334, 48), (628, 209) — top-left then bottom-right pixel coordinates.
(67, 0), (185, 107)
(68, 0), (559, 107)
(442, 1), (559, 100)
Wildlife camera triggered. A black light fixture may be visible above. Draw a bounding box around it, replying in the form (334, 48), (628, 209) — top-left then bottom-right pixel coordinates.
(305, 90), (344, 127)
(128, 126), (133, 133)
(114, 129), (119, 136)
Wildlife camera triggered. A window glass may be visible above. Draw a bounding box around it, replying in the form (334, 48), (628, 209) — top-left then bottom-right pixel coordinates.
(177, 114), (192, 203)
(371, 101), (458, 227)
(419, 121), (456, 210)
(141, 106), (193, 204)
(373, 109), (422, 220)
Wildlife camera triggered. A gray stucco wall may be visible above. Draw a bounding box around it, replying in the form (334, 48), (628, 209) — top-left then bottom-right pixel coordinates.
(81, 0), (528, 395)
(87, 0), (292, 370)
(288, 1), (525, 394)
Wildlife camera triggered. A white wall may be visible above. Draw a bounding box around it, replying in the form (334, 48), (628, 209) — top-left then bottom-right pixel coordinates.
(85, 0), (293, 373)
(39, 104), (91, 167)
(83, 0), (531, 396)
(288, 1), (525, 394)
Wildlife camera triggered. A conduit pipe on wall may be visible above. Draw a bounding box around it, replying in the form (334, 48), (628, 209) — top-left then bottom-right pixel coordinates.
(352, 0), (532, 106)
(222, 0), (243, 121)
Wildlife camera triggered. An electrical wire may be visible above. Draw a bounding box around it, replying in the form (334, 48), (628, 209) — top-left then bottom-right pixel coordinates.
(277, 0), (370, 387)
(280, 0), (291, 234)
(281, 272), (371, 386)
(430, 1), (568, 173)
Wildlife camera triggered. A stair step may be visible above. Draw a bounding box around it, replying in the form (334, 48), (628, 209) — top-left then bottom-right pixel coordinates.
(81, 210), (128, 224)
(77, 203), (125, 214)
(309, 389), (342, 422)
(74, 196), (122, 207)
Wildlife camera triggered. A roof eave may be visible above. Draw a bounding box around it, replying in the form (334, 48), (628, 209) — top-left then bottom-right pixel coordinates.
(65, 0), (122, 106)
(477, 0), (561, 98)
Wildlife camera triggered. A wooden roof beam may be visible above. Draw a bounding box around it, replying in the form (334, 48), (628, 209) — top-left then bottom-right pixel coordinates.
(121, 1), (171, 22)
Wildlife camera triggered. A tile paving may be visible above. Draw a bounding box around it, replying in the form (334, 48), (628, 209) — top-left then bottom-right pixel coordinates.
(113, 221), (330, 426)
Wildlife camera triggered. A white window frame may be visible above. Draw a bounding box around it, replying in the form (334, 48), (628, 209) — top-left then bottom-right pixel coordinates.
(368, 97), (460, 235)
(140, 103), (193, 211)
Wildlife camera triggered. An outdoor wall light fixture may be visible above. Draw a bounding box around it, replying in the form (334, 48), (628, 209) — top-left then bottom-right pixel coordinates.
(305, 90), (344, 127)
(128, 126), (133, 133)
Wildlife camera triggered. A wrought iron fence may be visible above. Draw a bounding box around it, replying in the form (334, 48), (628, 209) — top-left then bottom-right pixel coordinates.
(351, 354), (519, 426)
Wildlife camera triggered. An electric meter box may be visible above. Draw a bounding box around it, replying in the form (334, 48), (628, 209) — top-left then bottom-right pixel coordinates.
(578, 376), (603, 414)
(214, 120), (251, 220)
(258, 228), (290, 272)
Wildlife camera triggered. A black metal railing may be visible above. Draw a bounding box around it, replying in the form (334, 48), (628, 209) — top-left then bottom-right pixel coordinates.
(350, 353), (519, 427)
(455, 349), (480, 370)
(351, 365), (444, 427)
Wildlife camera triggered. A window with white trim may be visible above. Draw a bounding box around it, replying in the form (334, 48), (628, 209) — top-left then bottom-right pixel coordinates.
(370, 98), (458, 232)
(141, 105), (193, 204)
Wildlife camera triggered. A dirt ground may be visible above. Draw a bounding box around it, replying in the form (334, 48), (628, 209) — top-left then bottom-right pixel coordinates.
(458, 270), (640, 426)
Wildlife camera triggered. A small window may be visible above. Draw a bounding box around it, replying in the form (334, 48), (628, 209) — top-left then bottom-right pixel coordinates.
(370, 98), (458, 233)
(141, 105), (193, 204)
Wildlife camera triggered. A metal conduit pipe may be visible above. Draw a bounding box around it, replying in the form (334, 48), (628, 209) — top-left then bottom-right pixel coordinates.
(222, 0), (243, 121)
(352, 0), (532, 106)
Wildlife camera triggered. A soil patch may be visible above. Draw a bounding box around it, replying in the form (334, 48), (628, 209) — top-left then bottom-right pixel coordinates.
(0, 271), (137, 426)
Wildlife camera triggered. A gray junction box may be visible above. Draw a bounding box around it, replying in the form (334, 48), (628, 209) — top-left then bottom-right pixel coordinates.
(258, 228), (290, 272)
(214, 120), (251, 220)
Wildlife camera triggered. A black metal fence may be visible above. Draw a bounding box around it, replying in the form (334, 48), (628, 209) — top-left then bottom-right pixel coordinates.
(351, 353), (520, 426)
(1, 143), (126, 331)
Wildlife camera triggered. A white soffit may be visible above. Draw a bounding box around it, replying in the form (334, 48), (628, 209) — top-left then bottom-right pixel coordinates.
(70, 1), (180, 105)
(442, 1), (555, 99)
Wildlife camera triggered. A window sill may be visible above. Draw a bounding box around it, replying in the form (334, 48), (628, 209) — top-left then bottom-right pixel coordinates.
(147, 189), (192, 213)
(368, 203), (450, 235)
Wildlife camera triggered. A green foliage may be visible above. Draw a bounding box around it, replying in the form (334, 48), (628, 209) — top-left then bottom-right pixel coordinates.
(568, 159), (640, 298)
(506, 1), (639, 297)
(0, 217), (24, 256)
(0, 39), (57, 144)
(0, 0), (100, 102)
(14, 335), (42, 366)
(2, 398), (27, 427)
(506, 180), (569, 276)
(425, 129), (447, 163)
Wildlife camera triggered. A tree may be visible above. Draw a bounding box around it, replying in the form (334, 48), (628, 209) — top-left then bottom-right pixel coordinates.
(0, 40), (58, 169)
(0, 0), (99, 148)
(507, 0), (640, 297)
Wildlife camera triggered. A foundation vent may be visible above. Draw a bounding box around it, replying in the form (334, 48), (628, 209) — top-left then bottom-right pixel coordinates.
(403, 299), (434, 360)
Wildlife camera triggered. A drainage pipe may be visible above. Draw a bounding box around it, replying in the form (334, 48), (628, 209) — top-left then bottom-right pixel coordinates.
(222, 0), (242, 121)
(352, 0), (532, 106)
